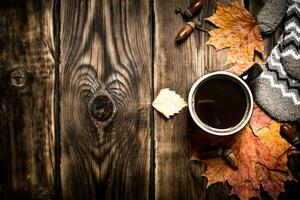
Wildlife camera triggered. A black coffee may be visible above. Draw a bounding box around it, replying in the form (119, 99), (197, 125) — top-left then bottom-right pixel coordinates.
(194, 78), (247, 129)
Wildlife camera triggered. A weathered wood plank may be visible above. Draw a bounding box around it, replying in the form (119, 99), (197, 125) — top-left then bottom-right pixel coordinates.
(60, 0), (151, 199)
(153, 0), (224, 199)
(0, 0), (55, 199)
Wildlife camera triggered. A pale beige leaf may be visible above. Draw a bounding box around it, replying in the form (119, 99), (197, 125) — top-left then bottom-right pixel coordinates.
(152, 88), (187, 118)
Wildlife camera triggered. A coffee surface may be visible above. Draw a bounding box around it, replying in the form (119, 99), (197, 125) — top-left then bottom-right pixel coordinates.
(194, 78), (247, 129)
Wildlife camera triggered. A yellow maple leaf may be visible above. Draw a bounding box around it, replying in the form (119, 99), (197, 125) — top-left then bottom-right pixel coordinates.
(206, 0), (264, 65)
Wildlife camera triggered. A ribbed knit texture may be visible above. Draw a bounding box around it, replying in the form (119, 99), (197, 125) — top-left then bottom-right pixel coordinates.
(281, 0), (300, 80)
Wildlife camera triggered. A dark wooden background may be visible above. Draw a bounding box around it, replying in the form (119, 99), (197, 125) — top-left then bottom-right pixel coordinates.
(1, 0), (298, 199)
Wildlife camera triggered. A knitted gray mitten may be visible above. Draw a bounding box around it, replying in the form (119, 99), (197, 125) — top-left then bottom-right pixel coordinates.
(257, 0), (287, 34)
(254, 0), (300, 122)
(281, 0), (300, 80)
(253, 37), (300, 122)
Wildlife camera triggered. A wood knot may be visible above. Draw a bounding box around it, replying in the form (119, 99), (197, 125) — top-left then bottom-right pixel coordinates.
(32, 185), (53, 200)
(88, 90), (115, 125)
(8, 67), (28, 88)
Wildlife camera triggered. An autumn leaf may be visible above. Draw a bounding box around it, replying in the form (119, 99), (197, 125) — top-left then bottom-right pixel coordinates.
(225, 62), (254, 76)
(226, 61), (263, 76)
(152, 88), (187, 118)
(206, 0), (264, 65)
(195, 122), (292, 200)
(256, 122), (292, 164)
(249, 103), (272, 135)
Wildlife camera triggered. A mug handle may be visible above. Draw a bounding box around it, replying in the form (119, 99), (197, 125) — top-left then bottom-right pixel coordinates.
(240, 63), (263, 84)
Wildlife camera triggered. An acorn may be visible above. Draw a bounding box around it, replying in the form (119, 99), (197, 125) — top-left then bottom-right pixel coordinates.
(196, 147), (238, 169)
(175, 0), (205, 20)
(222, 148), (239, 169)
(280, 125), (300, 149)
(175, 22), (195, 43)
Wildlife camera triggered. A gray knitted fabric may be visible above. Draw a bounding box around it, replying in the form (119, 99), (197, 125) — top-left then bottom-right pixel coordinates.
(253, 35), (300, 122)
(281, 0), (300, 80)
(257, 0), (287, 34)
(254, 0), (300, 122)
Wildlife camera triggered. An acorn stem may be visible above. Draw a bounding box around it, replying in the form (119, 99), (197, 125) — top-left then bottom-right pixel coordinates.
(195, 21), (209, 33)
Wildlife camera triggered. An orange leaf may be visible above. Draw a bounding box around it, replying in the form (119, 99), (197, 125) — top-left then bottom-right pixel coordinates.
(226, 61), (256, 76)
(249, 103), (272, 135)
(225, 60), (263, 76)
(195, 122), (292, 200)
(206, 0), (264, 65)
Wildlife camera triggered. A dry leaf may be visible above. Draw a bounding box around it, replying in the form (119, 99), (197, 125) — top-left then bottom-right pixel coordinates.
(255, 123), (292, 166)
(226, 61), (263, 76)
(249, 103), (272, 135)
(206, 0), (264, 65)
(195, 121), (292, 200)
(152, 88), (187, 118)
(226, 62), (254, 76)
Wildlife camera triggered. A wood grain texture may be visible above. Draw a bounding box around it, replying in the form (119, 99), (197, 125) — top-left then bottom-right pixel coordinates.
(0, 0), (290, 199)
(153, 0), (278, 199)
(153, 0), (221, 199)
(0, 0), (55, 199)
(60, 0), (151, 199)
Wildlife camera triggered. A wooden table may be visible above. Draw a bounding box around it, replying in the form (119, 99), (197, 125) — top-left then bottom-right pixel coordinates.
(0, 0), (287, 199)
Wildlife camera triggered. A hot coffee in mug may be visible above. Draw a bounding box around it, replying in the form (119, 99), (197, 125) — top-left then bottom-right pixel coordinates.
(188, 64), (263, 136)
